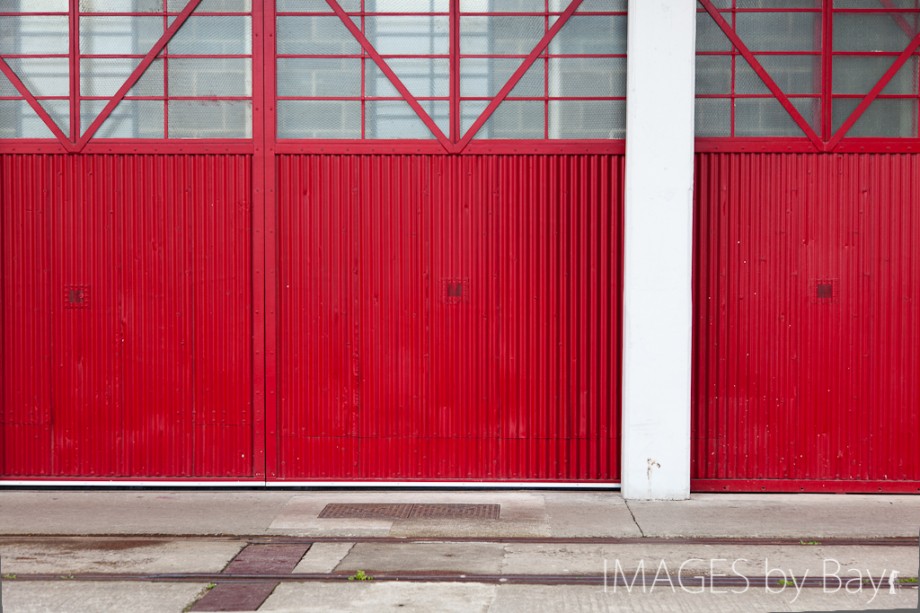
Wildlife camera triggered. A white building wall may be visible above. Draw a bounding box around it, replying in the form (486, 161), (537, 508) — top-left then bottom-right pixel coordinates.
(621, 0), (697, 500)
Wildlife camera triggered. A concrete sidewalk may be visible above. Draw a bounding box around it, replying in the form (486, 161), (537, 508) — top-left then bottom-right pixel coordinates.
(1, 490), (919, 612)
(2, 490), (919, 538)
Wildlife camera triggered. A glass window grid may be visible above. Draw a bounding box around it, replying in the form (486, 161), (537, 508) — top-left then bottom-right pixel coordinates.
(276, 0), (628, 141)
(79, 1), (253, 139)
(0, 0), (253, 139)
(458, 1), (627, 140)
(696, 1), (920, 139)
(276, 1), (449, 139)
(0, 4), (70, 138)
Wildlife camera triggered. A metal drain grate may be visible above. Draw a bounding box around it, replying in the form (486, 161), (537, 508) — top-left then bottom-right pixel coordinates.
(407, 503), (500, 520)
(318, 503), (414, 520)
(319, 503), (500, 520)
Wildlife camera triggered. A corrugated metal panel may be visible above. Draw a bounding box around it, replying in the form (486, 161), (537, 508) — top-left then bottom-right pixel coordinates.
(278, 154), (623, 482)
(693, 153), (920, 489)
(1, 156), (54, 476)
(1, 154), (252, 478)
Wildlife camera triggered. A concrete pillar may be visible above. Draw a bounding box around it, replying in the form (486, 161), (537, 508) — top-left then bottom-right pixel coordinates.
(621, 0), (697, 500)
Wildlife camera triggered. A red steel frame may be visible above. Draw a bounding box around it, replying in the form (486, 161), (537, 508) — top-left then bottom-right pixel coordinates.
(7, 0), (920, 486)
(693, 1), (920, 493)
(0, 0), (627, 482)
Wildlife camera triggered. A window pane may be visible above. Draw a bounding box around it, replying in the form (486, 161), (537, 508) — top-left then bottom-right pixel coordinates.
(0, 16), (69, 55)
(549, 100), (625, 139)
(472, 100), (544, 139)
(366, 99), (437, 139)
(549, 57), (626, 98)
(80, 17), (163, 56)
(549, 15), (627, 55)
(277, 58), (362, 98)
(168, 16), (251, 54)
(81, 100), (164, 138)
(278, 100), (361, 138)
(734, 98), (805, 137)
(4, 58), (70, 97)
(168, 100), (251, 138)
(833, 14), (916, 52)
(833, 98), (917, 137)
(696, 56), (732, 95)
(0, 100), (56, 138)
(277, 16), (361, 55)
(364, 16), (449, 55)
(460, 16), (544, 55)
(736, 55), (821, 95)
(169, 58), (252, 96)
(735, 13), (821, 51)
(367, 59), (450, 99)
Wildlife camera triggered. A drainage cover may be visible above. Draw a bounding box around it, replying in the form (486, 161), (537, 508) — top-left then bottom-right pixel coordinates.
(319, 503), (500, 520)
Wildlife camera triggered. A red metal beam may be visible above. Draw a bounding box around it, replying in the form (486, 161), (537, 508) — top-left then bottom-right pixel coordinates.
(325, 0), (453, 152)
(74, 0), (203, 151)
(697, 0), (824, 150)
(455, 0), (584, 152)
(251, 0), (270, 481)
(449, 0), (460, 143)
(827, 28), (920, 149)
(878, 0), (917, 41)
(69, 0), (79, 141)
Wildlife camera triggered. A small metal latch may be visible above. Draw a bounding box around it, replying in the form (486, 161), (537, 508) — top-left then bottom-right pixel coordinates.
(443, 279), (469, 304)
(65, 286), (90, 309)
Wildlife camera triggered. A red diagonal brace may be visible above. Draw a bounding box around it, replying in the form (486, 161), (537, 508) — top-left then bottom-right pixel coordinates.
(74, 0), (203, 151)
(879, 0), (917, 41)
(326, 0), (453, 152)
(456, 0), (583, 151)
(698, 0), (824, 150)
(0, 56), (75, 151)
(827, 29), (920, 149)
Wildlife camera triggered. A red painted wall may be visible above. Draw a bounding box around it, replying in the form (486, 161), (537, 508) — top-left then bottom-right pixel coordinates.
(277, 154), (623, 481)
(693, 153), (920, 492)
(1, 154), (255, 478)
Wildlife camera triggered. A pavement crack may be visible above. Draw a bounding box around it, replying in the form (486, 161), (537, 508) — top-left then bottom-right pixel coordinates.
(624, 501), (645, 538)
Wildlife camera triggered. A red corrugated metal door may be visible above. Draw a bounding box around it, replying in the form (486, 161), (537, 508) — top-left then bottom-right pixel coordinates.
(693, 153), (920, 492)
(1, 154), (255, 479)
(277, 154), (622, 482)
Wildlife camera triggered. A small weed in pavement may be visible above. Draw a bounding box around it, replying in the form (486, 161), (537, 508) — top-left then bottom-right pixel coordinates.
(799, 540), (820, 546)
(183, 583), (218, 613)
(348, 570), (374, 581)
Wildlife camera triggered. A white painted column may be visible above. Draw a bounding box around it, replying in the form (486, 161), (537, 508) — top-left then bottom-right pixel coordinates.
(621, 0), (696, 500)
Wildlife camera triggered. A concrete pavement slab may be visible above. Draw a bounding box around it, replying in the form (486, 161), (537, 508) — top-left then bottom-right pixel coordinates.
(0, 537), (243, 574)
(543, 491), (642, 538)
(292, 542), (355, 573)
(258, 581), (496, 613)
(337, 542), (506, 574)
(387, 520), (551, 538)
(488, 583), (917, 612)
(0, 491), (295, 535)
(627, 494), (920, 538)
(0, 581), (209, 613)
(269, 491), (552, 538)
(500, 543), (918, 577)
